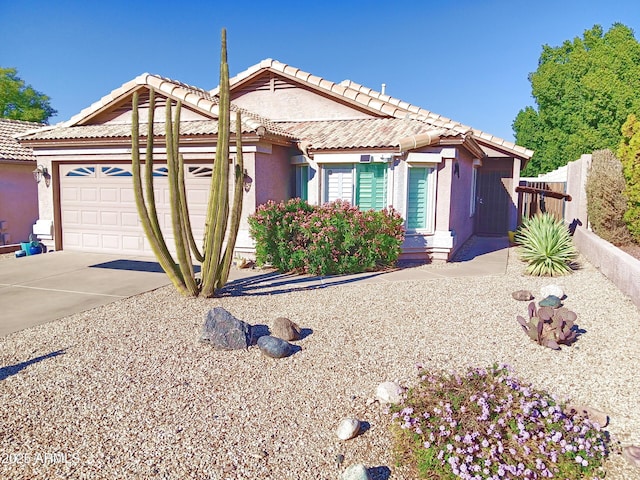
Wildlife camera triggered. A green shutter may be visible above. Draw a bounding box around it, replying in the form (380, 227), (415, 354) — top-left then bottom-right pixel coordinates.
(407, 167), (429, 229)
(356, 163), (387, 211)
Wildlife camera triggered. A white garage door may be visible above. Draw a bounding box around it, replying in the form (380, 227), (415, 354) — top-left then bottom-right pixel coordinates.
(60, 164), (212, 256)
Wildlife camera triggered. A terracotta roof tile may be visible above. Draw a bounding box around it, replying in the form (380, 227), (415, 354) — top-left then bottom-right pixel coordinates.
(278, 118), (457, 150)
(0, 119), (44, 162)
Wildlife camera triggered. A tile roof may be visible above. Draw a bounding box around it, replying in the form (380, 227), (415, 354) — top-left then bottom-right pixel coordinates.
(219, 59), (533, 158)
(278, 118), (457, 150)
(18, 73), (296, 142)
(0, 118), (44, 162)
(19, 118), (295, 141)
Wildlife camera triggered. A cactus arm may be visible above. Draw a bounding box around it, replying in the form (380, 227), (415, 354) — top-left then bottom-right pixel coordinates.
(177, 152), (205, 262)
(201, 28), (231, 298)
(144, 89), (164, 243)
(216, 109), (245, 290)
(131, 91), (187, 295)
(165, 99), (199, 296)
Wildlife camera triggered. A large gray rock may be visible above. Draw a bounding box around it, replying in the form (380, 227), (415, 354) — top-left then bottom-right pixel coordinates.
(272, 317), (302, 341)
(257, 335), (293, 358)
(200, 307), (252, 350)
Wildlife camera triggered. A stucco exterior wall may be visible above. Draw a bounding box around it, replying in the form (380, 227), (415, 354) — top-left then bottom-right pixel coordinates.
(446, 151), (477, 255)
(0, 162), (39, 244)
(253, 145), (292, 206)
(231, 87), (374, 121)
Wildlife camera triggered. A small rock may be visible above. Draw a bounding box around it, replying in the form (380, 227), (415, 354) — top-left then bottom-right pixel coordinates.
(238, 258), (255, 269)
(512, 290), (533, 301)
(565, 403), (609, 427)
(257, 335), (293, 358)
(341, 463), (370, 480)
(541, 284), (564, 300)
(376, 382), (403, 404)
(271, 317), (302, 341)
(539, 295), (562, 308)
(622, 445), (640, 468)
(336, 417), (361, 440)
(200, 307), (251, 350)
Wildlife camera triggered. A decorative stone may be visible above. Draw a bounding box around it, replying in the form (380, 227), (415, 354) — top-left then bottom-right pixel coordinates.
(271, 317), (302, 341)
(512, 290), (533, 301)
(257, 335), (293, 358)
(341, 464), (371, 480)
(541, 284), (564, 300)
(565, 403), (609, 427)
(200, 307), (251, 350)
(622, 445), (640, 468)
(539, 295), (562, 308)
(375, 381), (403, 404)
(336, 417), (361, 440)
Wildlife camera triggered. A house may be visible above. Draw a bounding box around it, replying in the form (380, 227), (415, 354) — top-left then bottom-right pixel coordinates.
(0, 118), (44, 251)
(17, 60), (533, 261)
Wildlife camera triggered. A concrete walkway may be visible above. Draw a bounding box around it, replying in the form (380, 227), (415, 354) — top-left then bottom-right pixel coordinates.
(0, 236), (510, 336)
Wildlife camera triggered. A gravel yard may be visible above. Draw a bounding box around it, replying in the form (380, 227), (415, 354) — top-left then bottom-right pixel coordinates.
(1, 249), (639, 479)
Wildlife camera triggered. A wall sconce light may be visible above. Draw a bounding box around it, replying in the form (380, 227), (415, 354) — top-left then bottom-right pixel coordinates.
(453, 161), (460, 178)
(33, 165), (50, 186)
(243, 169), (253, 192)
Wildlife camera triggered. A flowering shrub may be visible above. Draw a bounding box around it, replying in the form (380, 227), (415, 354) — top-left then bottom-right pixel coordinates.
(248, 199), (405, 275)
(390, 364), (609, 479)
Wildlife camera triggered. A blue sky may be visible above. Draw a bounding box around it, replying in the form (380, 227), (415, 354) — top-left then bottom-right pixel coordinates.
(1, 0), (639, 143)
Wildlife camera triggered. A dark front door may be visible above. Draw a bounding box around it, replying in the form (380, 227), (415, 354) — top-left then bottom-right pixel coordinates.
(475, 170), (512, 235)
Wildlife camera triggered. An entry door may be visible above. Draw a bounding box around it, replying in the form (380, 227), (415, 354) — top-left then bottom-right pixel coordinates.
(475, 170), (512, 235)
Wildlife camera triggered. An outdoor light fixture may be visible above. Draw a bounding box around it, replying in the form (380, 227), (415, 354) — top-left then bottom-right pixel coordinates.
(243, 169), (253, 192)
(454, 161), (460, 178)
(33, 165), (50, 186)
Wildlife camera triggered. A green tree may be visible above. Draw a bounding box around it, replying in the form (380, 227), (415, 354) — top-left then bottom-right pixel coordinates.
(514, 24), (640, 176)
(0, 67), (57, 123)
(617, 114), (640, 242)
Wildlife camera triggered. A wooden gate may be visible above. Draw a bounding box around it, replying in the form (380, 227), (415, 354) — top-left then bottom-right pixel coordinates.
(516, 182), (571, 222)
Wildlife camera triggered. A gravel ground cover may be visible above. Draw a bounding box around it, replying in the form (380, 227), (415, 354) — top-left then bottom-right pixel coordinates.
(1, 249), (639, 479)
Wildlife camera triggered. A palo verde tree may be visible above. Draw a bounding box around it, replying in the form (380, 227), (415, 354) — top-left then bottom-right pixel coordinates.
(617, 113), (640, 243)
(131, 28), (244, 297)
(513, 24), (640, 176)
(0, 67), (57, 123)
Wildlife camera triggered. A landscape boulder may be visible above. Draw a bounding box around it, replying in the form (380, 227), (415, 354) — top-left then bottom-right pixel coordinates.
(539, 295), (562, 308)
(271, 317), (302, 341)
(336, 417), (361, 440)
(257, 335), (293, 358)
(512, 290), (533, 301)
(200, 307), (252, 350)
(375, 382), (403, 404)
(341, 464), (370, 480)
(541, 284), (565, 300)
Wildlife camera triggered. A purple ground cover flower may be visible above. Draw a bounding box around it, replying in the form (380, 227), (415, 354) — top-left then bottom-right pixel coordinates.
(390, 364), (609, 479)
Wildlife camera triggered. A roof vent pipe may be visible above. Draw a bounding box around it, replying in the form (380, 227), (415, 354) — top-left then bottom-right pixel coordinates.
(381, 83), (386, 95)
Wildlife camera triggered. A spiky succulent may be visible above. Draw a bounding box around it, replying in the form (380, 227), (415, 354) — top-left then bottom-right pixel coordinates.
(515, 213), (578, 276)
(517, 301), (579, 349)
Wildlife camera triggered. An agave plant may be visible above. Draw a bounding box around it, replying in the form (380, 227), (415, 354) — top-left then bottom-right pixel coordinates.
(515, 213), (578, 276)
(517, 301), (579, 350)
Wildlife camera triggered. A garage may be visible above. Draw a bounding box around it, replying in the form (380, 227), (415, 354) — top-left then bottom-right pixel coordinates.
(59, 163), (212, 256)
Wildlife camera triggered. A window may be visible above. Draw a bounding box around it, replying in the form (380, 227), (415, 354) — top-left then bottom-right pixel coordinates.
(324, 165), (354, 203)
(323, 163), (388, 210)
(295, 165), (309, 201)
(470, 167), (478, 216)
(407, 166), (433, 230)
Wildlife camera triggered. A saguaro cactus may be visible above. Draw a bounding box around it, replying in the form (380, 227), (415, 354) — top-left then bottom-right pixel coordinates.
(131, 28), (244, 297)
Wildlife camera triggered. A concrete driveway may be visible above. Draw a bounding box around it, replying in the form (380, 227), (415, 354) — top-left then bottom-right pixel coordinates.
(0, 251), (171, 337)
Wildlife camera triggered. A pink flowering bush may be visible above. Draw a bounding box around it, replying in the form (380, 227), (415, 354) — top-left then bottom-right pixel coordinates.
(390, 364), (609, 479)
(248, 199), (405, 275)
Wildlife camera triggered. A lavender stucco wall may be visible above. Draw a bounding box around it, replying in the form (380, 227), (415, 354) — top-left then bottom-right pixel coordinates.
(0, 163), (39, 244)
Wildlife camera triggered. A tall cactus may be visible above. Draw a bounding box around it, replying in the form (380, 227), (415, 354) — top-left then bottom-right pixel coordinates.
(131, 28), (244, 297)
